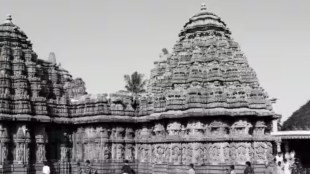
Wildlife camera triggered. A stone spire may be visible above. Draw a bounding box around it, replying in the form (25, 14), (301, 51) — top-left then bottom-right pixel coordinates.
(4, 14), (12, 24)
(48, 52), (57, 64)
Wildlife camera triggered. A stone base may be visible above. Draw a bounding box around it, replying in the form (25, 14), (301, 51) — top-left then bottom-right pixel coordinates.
(0, 162), (268, 174)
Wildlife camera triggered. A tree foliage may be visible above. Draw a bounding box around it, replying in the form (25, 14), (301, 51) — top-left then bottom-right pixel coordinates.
(124, 71), (146, 96)
(282, 100), (310, 130)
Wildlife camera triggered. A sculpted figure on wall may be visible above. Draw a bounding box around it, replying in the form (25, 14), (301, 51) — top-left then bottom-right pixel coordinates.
(155, 144), (165, 163)
(125, 144), (134, 161)
(60, 146), (68, 162)
(223, 143), (230, 163)
(36, 144), (45, 163)
(182, 144), (192, 164)
(171, 143), (181, 164)
(0, 124), (9, 164)
(266, 142), (274, 162)
(99, 143), (110, 161)
(193, 143), (204, 164)
(14, 125), (30, 164)
(208, 143), (221, 164)
(75, 143), (83, 161)
(234, 142), (252, 164)
(116, 144), (124, 160)
(253, 142), (269, 164)
(1, 145), (8, 163)
(164, 144), (170, 163)
(16, 143), (24, 162)
(138, 144), (150, 162)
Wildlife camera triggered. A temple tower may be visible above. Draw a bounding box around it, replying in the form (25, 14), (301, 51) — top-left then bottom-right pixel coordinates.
(0, 4), (280, 174)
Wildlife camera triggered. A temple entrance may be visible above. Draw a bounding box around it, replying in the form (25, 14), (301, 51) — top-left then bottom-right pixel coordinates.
(284, 140), (310, 168)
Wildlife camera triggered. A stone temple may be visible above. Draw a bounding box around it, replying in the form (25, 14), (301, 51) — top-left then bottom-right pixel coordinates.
(0, 4), (280, 174)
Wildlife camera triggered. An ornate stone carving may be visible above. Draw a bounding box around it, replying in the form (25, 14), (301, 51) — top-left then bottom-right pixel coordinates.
(208, 143), (221, 164)
(64, 78), (87, 99)
(192, 143), (204, 164)
(36, 144), (45, 163)
(187, 120), (204, 137)
(167, 121), (181, 136)
(253, 121), (267, 136)
(14, 125), (30, 164)
(155, 144), (165, 163)
(0, 124), (9, 164)
(153, 123), (166, 138)
(125, 144), (134, 161)
(171, 143), (182, 164)
(231, 120), (252, 136)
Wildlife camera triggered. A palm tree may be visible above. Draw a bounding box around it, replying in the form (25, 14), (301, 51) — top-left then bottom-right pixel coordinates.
(124, 71), (147, 97)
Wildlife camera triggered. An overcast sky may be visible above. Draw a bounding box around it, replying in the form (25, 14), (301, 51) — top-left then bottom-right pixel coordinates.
(1, 0), (310, 122)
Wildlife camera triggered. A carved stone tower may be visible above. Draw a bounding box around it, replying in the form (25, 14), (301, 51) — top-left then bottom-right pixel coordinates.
(0, 5), (279, 174)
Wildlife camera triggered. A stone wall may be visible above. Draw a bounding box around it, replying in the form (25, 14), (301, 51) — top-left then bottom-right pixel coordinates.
(0, 118), (275, 174)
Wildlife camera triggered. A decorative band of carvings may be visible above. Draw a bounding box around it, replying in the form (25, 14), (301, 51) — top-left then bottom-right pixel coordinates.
(0, 110), (275, 124)
(75, 137), (276, 144)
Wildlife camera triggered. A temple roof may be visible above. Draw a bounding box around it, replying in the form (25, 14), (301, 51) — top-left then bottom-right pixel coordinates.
(0, 15), (32, 49)
(0, 5), (277, 123)
(181, 4), (230, 37)
(145, 4), (275, 118)
(282, 100), (310, 130)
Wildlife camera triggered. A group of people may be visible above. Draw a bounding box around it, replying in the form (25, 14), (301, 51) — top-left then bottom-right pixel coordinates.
(187, 154), (301, 174)
(41, 153), (301, 174)
(273, 152), (301, 174)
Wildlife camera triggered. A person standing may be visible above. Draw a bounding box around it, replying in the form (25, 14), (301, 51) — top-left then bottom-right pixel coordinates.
(42, 161), (51, 174)
(276, 153), (283, 164)
(76, 162), (84, 174)
(230, 165), (236, 174)
(85, 160), (94, 174)
(121, 160), (133, 174)
(188, 163), (195, 174)
(276, 161), (284, 174)
(244, 161), (255, 174)
(283, 159), (291, 174)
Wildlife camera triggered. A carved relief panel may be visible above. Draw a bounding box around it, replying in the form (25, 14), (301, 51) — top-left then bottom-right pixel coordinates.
(231, 120), (252, 136)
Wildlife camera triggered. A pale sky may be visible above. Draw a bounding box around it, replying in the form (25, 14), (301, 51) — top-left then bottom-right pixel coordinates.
(1, 0), (310, 122)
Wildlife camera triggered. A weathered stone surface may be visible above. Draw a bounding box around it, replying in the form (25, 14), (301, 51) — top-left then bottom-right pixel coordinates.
(0, 4), (279, 174)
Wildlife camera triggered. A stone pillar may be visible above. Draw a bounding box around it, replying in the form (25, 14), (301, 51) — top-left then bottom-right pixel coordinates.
(276, 139), (282, 153)
(74, 128), (84, 162)
(0, 124), (9, 165)
(284, 141), (289, 153)
(99, 125), (110, 161)
(35, 125), (48, 163)
(60, 132), (71, 162)
(59, 131), (72, 174)
(284, 141), (290, 160)
(13, 124), (31, 164)
(272, 119), (278, 133)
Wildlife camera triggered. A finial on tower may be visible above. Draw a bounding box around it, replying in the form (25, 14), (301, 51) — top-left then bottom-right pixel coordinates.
(48, 52), (57, 64)
(201, 3), (207, 11)
(5, 14), (12, 23)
